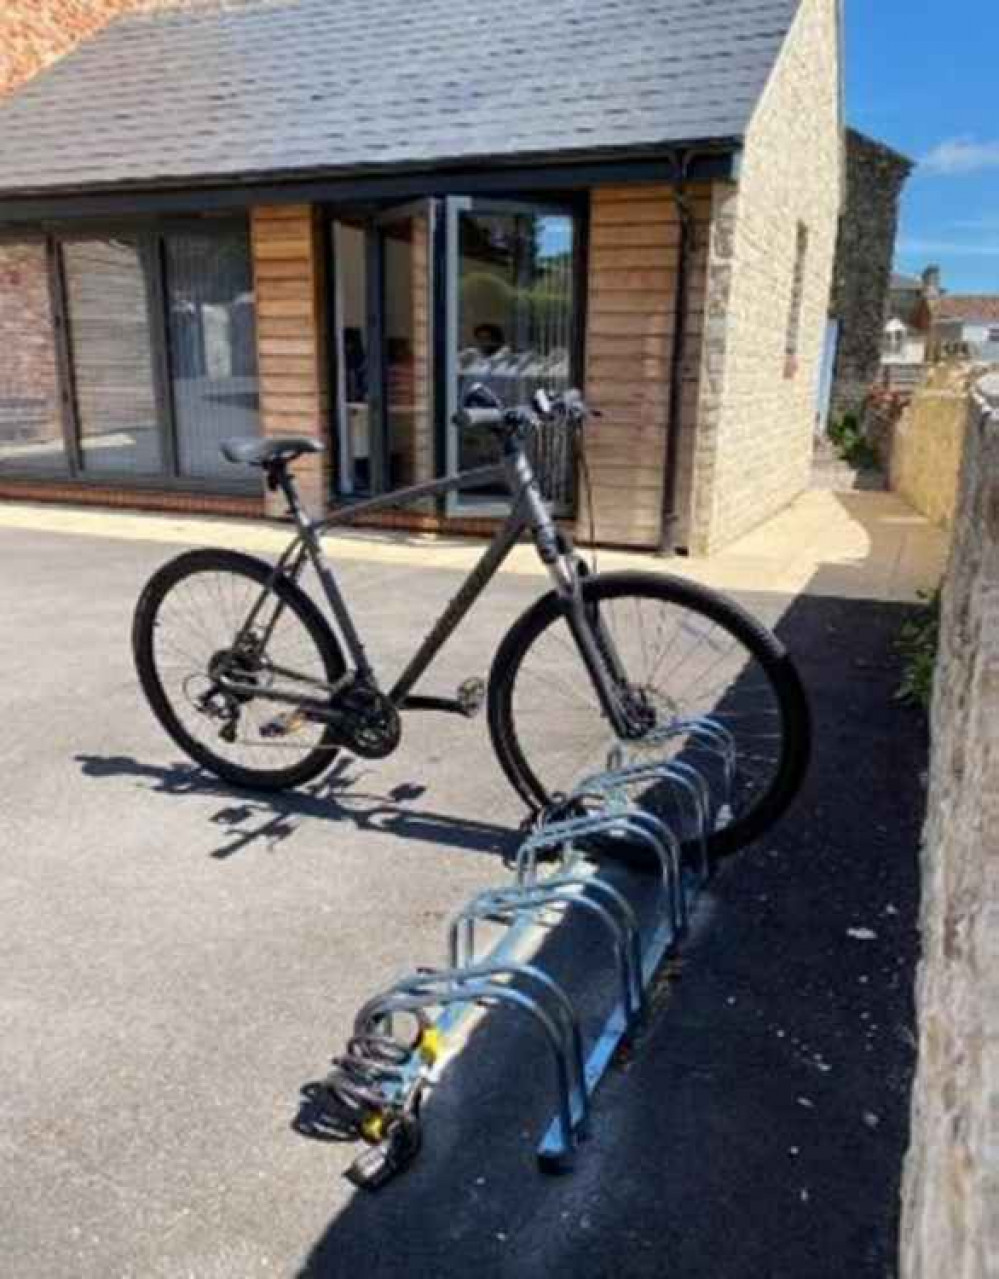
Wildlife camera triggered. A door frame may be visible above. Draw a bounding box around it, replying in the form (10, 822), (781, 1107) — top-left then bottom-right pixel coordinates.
(444, 195), (585, 516)
(328, 199), (437, 502)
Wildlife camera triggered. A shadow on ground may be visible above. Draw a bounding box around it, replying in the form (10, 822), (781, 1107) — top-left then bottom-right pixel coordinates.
(290, 592), (926, 1279)
(74, 753), (518, 862)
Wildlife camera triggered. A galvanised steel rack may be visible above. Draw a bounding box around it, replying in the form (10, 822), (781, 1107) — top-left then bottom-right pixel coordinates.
(311, 716), (736, 1189)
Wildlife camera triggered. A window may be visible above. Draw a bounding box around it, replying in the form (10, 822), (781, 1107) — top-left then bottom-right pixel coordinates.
(164, 230), (259, 481)
(0, 242), (67, 473)
(0, 221), (259, 487)
(453, 203), (578, 509)
(988, 327), (999, 344)
(784, 222), (809, 379)
(62, 237), (162, 475)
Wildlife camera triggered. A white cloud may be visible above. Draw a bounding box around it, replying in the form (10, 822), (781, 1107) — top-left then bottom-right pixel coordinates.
(921, 137), (999, 175)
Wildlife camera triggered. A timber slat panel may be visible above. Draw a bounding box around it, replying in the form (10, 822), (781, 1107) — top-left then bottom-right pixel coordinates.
(252, 259), (313, 282)
(590, 247), (675, 272)
(589, 224), (680, 250)
(258, 337), (316, 358)
(257, 298), (314, 320)
(255, 315), (317, 340)
(253, 236), (314, 261)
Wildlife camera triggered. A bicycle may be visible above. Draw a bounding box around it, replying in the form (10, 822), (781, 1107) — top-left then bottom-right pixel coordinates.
(133, 385), (810, 862)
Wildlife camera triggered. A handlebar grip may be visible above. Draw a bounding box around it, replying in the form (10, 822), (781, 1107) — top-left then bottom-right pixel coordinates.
(453, 407), (506, 432)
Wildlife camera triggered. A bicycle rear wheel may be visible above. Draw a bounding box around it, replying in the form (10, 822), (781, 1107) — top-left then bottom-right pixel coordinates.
(487, 571), (810, 861)
(133, 548), (345, 791)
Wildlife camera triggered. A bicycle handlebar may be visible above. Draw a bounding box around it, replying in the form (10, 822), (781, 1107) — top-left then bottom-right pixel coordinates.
(452, 385), (594, 439)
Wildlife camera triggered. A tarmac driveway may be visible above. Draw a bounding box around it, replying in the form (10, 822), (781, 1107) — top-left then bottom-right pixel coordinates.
(0, 516), (926, 1278)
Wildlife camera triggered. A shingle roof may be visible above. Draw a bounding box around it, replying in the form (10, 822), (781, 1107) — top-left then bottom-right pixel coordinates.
(0, 0), (802, 196)
(933, 295), (999, 325)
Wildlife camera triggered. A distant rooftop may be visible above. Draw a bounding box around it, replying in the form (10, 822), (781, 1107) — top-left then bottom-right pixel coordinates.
(933, 295), (999, 325)
(0, 0), (803, 197)
(891, 272), (923, 291)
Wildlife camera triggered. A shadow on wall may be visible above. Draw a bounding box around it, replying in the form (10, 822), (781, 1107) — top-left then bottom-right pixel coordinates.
(288, 588), (927, 1279)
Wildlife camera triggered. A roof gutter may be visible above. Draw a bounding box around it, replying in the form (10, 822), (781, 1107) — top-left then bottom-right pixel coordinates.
(0, 145), (740, 225)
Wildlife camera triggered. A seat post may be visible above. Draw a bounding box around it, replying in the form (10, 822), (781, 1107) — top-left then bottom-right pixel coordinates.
(268, 463), (311, 531)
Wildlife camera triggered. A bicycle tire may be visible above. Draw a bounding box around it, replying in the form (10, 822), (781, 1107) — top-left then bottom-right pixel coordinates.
(133, 548), (345, 792)
(487, 570), (810, 862)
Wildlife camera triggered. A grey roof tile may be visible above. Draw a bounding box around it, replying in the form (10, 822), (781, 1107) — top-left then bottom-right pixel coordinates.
(0, 0), (801, 195)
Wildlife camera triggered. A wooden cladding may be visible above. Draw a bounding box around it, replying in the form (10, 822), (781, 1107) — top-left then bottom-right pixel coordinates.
(579, 183), (710, 549)
(250, 205), (328, 512)
(581, 186), (680, 547)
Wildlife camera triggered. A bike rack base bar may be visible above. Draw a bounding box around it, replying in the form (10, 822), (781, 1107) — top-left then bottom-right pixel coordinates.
(536, 868), (701, 1169)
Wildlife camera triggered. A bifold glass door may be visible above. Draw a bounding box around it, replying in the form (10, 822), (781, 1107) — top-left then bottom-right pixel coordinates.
(331, 203), (434, 499)
(447, 199), (577, 512)
(330, 196), (578, 513)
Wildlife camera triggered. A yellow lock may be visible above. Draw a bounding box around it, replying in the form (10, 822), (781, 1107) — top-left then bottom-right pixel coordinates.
(418, 1026), (443, 1065)
(360, 1110), (387, 1143)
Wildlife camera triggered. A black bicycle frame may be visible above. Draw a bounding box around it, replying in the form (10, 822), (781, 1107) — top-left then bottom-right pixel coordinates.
(228, 444), (635, 735)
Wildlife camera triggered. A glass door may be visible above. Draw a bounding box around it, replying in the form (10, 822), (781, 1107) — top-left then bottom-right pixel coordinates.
(330, 202), (434, 500)
(446, 198), (578, 512)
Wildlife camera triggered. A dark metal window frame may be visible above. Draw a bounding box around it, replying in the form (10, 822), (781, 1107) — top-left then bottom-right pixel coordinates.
(0, 215), (260, 495)
(323, 189), (588, 517)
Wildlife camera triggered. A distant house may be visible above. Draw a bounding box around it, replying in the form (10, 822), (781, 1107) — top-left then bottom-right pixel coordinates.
(882, 271), (930, 365)
(0, 0), (844, 555)
(929, 296), (999, 363)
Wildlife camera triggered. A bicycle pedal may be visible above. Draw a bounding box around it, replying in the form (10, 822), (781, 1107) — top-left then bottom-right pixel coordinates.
(456, 677), (485, 718)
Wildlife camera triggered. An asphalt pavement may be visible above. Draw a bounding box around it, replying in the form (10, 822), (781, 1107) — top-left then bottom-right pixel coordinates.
(0, 521), (925, 1278)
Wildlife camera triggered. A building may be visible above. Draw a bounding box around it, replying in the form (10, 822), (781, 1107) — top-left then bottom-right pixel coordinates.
(883, 271), (930, 365)
(929, 295), (999, 363)
(827, 129), (913, 420)
(0, 0), (844, 555)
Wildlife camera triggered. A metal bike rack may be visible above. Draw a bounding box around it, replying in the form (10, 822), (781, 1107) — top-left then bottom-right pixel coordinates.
(315, 719), (738, 1183)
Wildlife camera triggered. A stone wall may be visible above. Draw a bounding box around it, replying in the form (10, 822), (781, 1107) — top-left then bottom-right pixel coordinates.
(887, 364), (980, 530)
(689, 0), (843, 554)
(899, 373), (999, 1278)
(829, 130), (913, 421)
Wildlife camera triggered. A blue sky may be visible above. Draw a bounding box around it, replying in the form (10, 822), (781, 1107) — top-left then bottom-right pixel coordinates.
(847, 0), (999, 293)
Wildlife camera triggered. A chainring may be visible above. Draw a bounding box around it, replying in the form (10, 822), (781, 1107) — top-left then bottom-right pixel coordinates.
(333, 681), (402, 759)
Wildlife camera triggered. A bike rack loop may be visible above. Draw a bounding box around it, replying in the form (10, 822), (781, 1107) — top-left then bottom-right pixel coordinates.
(573, 759), (711, 887)
(448, 877), (647, 1027)
(517, 809), (683, 934)
(355, 969), (585, 1164)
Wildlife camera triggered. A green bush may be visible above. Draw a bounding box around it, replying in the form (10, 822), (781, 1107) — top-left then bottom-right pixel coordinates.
(828, 413), (879, 469)
(895, 588), (941, 712)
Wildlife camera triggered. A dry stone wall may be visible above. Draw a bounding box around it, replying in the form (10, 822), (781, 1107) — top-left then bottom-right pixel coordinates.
(899, 374), (999, 1279)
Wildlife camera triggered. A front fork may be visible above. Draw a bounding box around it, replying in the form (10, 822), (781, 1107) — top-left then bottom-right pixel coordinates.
(513, 446), (633, 738)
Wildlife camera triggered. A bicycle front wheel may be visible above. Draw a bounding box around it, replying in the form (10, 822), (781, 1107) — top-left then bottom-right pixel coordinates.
(133, 548), (345, 791)
(487, 571), (810, 861)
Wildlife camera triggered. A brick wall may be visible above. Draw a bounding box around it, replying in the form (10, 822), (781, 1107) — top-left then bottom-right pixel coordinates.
(580, 183), (710, 550)
(0, 0), (186, 97)
(690, 0), (843, 554)
(0, 242), (64, 466)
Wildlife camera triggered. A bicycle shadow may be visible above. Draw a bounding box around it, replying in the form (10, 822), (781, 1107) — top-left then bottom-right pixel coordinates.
(74, 752), (518, 863)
